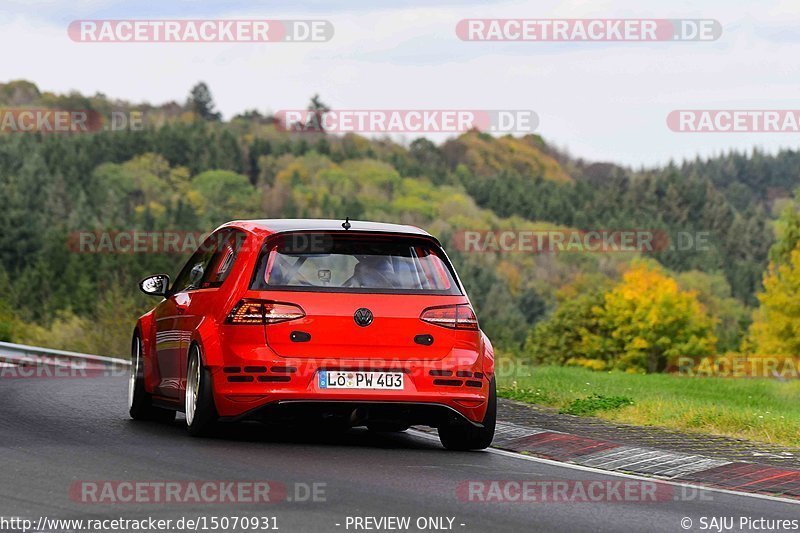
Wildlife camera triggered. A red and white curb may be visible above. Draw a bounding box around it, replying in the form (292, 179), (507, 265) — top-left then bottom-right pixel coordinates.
(490, 421), (800, 499)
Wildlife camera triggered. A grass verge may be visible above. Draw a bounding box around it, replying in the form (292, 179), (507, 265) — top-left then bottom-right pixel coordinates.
(498, 363), (800, 447)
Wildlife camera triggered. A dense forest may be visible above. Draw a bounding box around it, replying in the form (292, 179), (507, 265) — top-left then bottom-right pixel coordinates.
(1, 79), (799, 370)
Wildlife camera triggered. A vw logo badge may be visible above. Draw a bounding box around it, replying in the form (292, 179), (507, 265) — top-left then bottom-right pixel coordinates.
(354, 308), (374, 327)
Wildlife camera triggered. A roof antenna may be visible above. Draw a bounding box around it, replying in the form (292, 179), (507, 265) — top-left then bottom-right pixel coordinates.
(342, 217), (351, 230)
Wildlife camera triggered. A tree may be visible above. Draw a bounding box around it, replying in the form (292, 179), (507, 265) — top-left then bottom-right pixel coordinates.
(305, 94), (330, 132)
(189, 170), (258, 224)
(748, 246), (800, 356)
(0, 266), (15, 342)
(525, 264), (717, 373)
(525, 286), (609, 368)
(601, 262), (716, 372)
(187, 82), (222, 121)
(676, 270), (749, 353)
(769, 191), (800, 267)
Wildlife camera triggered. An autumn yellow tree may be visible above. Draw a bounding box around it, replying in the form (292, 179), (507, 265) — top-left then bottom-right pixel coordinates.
(526, 263), (717, 372)
(748, 247), (800, 357)
(601, 262), (717, 372)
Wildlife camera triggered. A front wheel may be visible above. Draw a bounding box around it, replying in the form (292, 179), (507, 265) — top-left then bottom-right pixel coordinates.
(129, 335), (176, 423)
(185, 344), (218, 437)
(438, 377), (496, 451)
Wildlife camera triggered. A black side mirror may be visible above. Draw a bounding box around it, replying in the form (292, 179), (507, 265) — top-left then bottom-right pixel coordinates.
(139, 274), (170, 297)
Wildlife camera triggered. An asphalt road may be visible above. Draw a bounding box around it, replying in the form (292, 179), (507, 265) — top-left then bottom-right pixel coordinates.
(1, 373), (797, 533)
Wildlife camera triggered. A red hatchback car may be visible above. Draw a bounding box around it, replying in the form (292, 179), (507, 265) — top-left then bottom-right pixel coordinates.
(129, 219), (496, 450)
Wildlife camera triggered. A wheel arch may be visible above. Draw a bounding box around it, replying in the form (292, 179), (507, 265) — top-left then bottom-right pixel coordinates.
(132, 313), (158, 393)
(480, 330), (495, 378)
(189, 317), (224, 368)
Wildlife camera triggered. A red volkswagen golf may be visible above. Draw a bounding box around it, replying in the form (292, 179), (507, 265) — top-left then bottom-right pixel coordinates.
(129, 219), (496, 450)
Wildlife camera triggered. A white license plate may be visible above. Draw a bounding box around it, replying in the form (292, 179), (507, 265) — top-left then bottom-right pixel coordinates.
(318, 371), (404, 390)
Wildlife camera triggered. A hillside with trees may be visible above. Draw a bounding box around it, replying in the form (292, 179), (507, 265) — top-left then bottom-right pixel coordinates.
(1, 80), (798, 370)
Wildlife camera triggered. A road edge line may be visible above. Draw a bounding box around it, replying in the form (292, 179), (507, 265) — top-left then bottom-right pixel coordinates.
(407, 429), (800, 506)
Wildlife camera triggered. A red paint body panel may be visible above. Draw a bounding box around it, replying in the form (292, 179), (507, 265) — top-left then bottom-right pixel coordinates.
(135, 219), (492, 424)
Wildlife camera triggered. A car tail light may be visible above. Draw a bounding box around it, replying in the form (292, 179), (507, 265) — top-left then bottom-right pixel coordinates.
(420, 305), (479, 330)
(226, 299), (305, 325)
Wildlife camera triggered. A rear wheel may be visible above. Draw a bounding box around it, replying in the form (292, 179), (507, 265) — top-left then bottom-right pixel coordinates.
(129, 335), (176, 423)
(185, 344), (218, 437)
(438, 377), (496, 451)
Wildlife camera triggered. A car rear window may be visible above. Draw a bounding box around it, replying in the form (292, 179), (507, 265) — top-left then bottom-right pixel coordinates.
(250, 233), (462, 295)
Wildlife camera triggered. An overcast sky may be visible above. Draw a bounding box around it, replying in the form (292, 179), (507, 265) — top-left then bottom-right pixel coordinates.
(2, 0), (799, 168)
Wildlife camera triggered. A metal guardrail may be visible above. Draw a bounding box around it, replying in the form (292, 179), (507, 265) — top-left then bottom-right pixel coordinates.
(0, 341), (130, 367)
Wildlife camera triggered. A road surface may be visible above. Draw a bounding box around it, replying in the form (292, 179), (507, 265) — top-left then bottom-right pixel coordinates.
(0, 374), (797, 533)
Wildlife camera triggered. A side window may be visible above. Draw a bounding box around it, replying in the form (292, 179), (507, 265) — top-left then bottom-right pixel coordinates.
(171, 243), (216, 294)
(200, 229), (246, 289)
(170, 230), (244, 294)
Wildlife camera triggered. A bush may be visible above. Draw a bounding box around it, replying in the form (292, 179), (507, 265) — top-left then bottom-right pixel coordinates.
(560, 394), (634, 416)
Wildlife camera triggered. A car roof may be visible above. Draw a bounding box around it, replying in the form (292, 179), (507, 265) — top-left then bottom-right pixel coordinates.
(221, 219), (433, 238)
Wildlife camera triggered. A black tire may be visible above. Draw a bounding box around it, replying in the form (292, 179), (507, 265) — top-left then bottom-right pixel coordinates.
(367, 421), (411, 433)
(185, 344), (218, 437)
(129, 334), (176, 423)
(438, 377), (496, 451)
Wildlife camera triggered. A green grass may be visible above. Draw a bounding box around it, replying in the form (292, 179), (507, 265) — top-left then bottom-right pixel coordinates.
(560, 394), (634, 416)
(498, 364), (800, 447)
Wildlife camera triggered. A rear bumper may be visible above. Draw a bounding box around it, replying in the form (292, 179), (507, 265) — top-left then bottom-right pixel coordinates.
(209, 356), (491, 424)
(219, 400), (484, 428)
